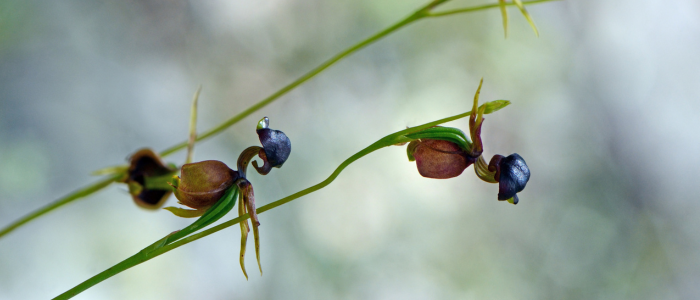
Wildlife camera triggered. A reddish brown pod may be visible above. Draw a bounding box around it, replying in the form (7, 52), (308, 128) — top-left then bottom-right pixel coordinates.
(412, 139), (474, 179)
(172, 160), (239, 210)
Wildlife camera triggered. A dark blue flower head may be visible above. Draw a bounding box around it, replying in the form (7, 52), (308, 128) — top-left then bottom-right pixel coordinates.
(254, 117), (292, 175)
(483, 153), (530, 204)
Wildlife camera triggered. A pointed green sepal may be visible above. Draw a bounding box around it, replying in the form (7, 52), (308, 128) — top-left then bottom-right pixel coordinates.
(498, 0), (508, 38)
(513, 0), (539, 37)
(407, 140), (420, 161)
(238, 191), (250, 280)
(480, 100), (511, 115)
(163, 206), (207, 218)
(252, 223), (262, 276)
(92, 165), (128, 176)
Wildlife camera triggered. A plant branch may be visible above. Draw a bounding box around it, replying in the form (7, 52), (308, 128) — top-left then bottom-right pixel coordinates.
(157, 3), (437, 158)
(54, 96), (508, 299)
(0, 173), (123, 239)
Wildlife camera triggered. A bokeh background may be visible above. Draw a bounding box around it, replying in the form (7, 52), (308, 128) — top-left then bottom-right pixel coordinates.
(2, 0), (700, 299)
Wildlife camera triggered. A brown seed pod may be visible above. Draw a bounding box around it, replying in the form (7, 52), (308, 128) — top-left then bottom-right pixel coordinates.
(172, 160), (239, 210)
(412, 139), (475, 179)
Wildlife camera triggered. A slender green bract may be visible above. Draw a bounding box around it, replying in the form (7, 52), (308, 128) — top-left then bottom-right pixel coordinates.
(53, 99), (509, 299)
(164, 186), (238, 245)
(406, 127), (472, 152)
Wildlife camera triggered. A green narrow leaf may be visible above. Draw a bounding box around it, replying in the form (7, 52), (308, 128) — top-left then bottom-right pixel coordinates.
(163, 206), (206, 218)
(499, 0), (508, 38)
(165, 186), (238, 245)
(189, 187), (237, 232)
(513, 0), (539, 37)
(405, 131), (472, 152)
(185, 86), (202, 164)
(480, 100), (511, 114)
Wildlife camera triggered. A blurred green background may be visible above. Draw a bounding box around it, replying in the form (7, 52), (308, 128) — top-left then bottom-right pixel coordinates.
(2, 0), (699, 299)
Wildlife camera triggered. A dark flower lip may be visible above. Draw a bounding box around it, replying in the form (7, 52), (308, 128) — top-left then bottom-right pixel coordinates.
(256, 117), (291, 168)
(497, 153), (530, 204)
(126, 149), (176, 209)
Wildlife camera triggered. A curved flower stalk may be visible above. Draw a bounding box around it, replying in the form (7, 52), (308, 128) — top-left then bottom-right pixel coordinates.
(405, 79), (530, 204)
(165, 117), (291, 279)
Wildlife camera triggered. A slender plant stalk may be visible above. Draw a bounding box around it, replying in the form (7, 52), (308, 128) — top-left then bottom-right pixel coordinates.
(55, 93), (511, 299)
(0, 173), (123, 239)
(1, 0), (550, 240)
(159, 0), (556, 157)
(157, 6), (428, 158)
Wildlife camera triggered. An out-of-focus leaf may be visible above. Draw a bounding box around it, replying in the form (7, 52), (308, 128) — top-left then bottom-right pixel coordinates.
(499, 0), (508, 38)
(480, 100), (511, 114)
(513, 0), (539, 37)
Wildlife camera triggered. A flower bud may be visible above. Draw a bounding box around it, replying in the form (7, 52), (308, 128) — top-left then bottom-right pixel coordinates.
(125, 149), (176, 209)
(172, 160), (239, 210)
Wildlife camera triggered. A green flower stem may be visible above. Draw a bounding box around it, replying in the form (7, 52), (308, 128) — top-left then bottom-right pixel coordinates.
(0, 173), (123, 239)
(54, 99), (508, 299)
(1, 0), (529, 240)
(159, 0), (555, 157)
(54, 238), (163, 300)
(158, 3), (435, 158)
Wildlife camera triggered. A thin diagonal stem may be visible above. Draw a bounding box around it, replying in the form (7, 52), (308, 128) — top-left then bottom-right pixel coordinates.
(158, 5), (432, 157)
(0, 173), (122, 239)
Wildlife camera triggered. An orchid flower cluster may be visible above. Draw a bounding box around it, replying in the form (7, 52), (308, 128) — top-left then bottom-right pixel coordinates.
(116, 80), (530, 287)
(405, 79), (530, 204)
(121, 117), (291, 279)
(120, 80), (530, 285)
